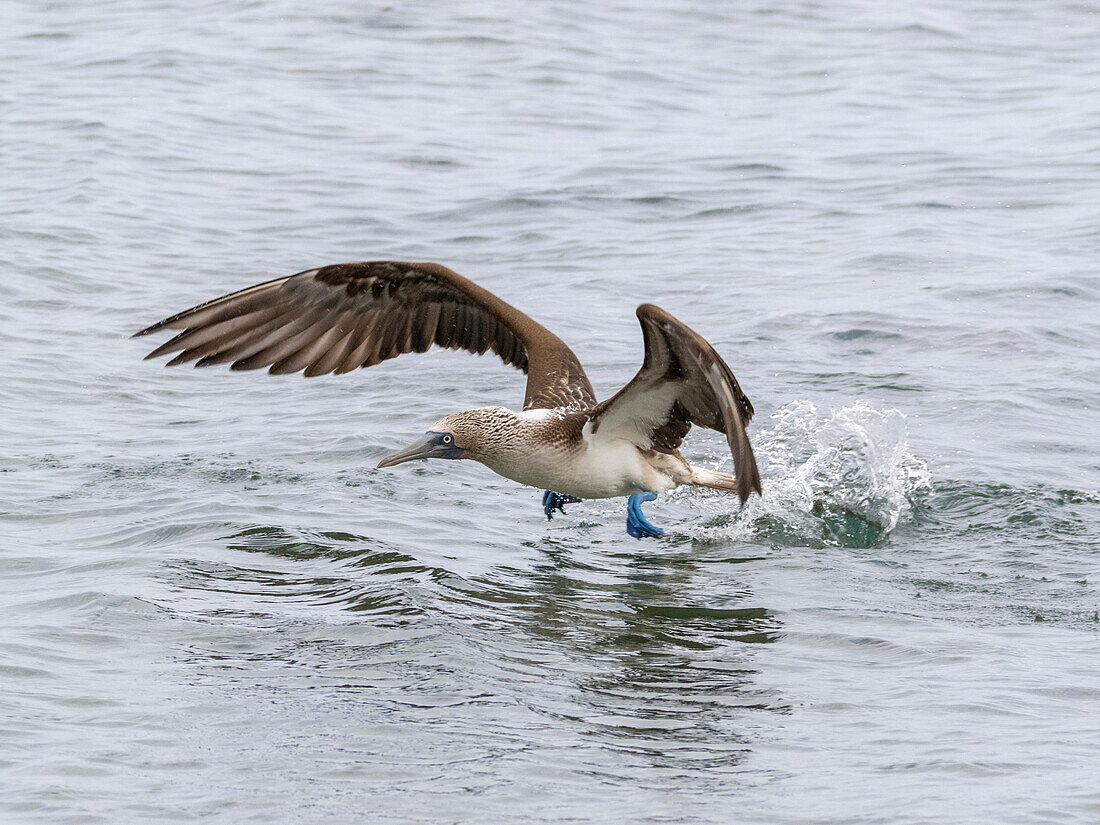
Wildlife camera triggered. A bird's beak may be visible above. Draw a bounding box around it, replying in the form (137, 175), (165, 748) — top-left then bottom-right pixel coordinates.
(376, 432), (461, 468)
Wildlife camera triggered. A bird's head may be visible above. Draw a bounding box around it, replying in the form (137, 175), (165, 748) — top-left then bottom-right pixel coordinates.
(375, 408), (506, 469)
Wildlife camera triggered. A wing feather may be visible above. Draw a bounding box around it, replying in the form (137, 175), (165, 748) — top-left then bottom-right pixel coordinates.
(273, 318), (351, 376)
(227, 310), (327, 371)
(590, 304), (761, 504)
(414, 302), (440, 353)
(338, 320), (381, 374)
(136, 261), (595, 409)
(193, 309), (302, 367)
(304, 326), (356, 378)
(137, 276), (295, 336)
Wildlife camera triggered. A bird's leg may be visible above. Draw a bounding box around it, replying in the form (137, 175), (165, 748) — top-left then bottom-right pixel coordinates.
(626, 491), (664, 538)
(542, 490), (581, 520)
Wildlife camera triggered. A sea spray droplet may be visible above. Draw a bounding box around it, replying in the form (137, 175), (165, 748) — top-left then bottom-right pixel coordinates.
(693, 401), (932, 547)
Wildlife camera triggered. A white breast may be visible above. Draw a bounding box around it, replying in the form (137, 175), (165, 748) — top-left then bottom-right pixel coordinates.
(563, 433), (652, 498)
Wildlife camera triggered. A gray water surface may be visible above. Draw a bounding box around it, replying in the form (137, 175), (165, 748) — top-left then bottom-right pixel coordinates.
(3, 1), (1100, 823)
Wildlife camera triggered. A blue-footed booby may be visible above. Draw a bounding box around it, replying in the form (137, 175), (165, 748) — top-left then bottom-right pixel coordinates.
(136, 261), (762, 537)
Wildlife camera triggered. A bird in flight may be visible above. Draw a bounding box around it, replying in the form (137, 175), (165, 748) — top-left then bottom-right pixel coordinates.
(136, 261), (762, 538)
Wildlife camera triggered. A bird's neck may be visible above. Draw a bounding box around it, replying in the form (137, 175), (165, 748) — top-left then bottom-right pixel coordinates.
(460, 407), (584, 466)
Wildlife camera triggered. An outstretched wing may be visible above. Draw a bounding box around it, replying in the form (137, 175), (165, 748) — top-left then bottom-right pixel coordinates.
(589, 304), (761, 504)
(135, 261), (595, 410)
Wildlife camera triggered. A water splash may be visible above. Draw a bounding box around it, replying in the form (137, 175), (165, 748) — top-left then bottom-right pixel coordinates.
(692, 401), (932, 547)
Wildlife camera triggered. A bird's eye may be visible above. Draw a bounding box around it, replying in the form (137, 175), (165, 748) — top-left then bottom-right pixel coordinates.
(442, 435), (452, 444)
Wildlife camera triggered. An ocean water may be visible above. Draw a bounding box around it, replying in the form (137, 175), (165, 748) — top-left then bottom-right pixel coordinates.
(2, 1), (1099, 822)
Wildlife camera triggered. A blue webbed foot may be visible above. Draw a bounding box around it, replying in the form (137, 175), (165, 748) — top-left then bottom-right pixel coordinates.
(543, 490), (581, 520)
(626, 491), (664, 539)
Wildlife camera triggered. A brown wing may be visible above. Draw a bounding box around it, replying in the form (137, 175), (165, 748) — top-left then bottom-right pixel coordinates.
(134, 261), (595, 410)
(589, 304), (761, 504)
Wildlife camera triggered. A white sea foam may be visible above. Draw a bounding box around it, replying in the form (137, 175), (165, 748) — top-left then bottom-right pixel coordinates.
(688, 401), (932, 546)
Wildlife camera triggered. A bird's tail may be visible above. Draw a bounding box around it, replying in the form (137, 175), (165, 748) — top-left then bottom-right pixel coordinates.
(685, 465), (741, 493)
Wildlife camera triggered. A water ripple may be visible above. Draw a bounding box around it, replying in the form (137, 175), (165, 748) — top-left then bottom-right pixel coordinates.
(4, 0), (1100, 821)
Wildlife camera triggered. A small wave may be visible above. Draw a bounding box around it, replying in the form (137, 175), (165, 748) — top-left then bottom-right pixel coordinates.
(920, 480), (1100, 542)
(691, 401), (932, 547)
